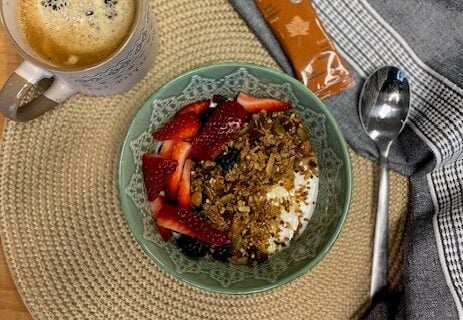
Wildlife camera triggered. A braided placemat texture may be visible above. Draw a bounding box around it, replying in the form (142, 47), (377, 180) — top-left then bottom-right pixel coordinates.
(0, 0), (409, 319)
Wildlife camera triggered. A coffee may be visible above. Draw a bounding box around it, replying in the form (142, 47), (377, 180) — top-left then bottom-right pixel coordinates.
(17, 0), (136, 69)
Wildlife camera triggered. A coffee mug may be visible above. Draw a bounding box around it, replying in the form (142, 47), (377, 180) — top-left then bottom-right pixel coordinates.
(0, 0), (158, 121)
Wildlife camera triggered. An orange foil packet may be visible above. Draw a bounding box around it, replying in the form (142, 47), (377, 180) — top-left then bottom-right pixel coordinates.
(255, 0), (354, 99)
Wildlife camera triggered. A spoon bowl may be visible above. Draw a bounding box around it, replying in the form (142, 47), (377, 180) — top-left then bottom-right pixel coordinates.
(359, 66), (410, 158)
(358, 66), (410, 299)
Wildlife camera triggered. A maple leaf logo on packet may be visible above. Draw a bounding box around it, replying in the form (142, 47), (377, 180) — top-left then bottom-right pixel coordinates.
(285, 15), (310, 46)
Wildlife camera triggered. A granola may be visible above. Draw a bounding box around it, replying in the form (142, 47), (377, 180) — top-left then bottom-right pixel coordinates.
(190, 111), (318, 264)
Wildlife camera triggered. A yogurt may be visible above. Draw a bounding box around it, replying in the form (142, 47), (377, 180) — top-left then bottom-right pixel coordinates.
(265, 170), (319, 254)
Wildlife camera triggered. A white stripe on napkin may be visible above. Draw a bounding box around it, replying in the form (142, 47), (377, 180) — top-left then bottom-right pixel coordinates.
(434, 212), (463, 318)
(311, 0), (463, 316)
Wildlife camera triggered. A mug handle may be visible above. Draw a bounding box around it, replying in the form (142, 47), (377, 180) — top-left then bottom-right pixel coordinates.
(0, 61), (77, 122)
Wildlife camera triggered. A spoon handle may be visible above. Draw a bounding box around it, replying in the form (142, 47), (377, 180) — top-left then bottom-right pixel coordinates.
(370, 161), (389, 299)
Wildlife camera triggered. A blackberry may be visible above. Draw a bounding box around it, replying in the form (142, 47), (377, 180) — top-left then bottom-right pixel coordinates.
(211, 244), (232, 262)
(198, 107), (215, 123)
(216, 147), (240, 172)
(212, 94), (228, 105)
(177, 235), (210, 258)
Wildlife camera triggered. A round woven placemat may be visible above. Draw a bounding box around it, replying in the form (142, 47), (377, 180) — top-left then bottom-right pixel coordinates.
(0, 0), (409, 319)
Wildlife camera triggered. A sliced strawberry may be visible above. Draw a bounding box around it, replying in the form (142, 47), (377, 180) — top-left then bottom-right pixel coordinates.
(236, 92), (291, 113)
(190, 100), (248, 160)
(156, 204), (193, 236)
(156, 225), (172, 241)
(152, 112), (200, 141)
(178, 159), (192, 208)
(150, 196), (165, 213)
(167, 141), (192, 200)
(142, 154), (177, 202)
(178, 99), (211, 115)
(156, 204), (229, 246)
(159, 140), (175, 158)
(150, 196), (172, 241)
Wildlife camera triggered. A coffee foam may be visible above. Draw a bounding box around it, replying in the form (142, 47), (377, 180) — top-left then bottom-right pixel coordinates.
(18, 0), (136, 69)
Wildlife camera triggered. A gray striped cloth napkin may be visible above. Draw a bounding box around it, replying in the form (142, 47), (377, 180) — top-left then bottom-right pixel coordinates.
(229, 0), (463, 319)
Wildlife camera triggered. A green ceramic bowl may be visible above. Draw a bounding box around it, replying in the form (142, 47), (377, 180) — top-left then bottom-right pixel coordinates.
(117, 63), (352, 294)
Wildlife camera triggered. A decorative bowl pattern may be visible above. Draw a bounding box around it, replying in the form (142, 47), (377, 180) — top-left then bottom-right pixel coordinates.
(118, 63), (352, 294)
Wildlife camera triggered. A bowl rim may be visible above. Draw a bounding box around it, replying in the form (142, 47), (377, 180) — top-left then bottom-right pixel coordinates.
(117, 62), (352, 295)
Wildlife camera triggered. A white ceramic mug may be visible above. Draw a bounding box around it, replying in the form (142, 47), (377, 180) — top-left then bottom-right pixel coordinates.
(0, 0), (158, 121)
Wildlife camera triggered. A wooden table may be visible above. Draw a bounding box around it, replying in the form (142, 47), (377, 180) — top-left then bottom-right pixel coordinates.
(0, 30), (33, 320)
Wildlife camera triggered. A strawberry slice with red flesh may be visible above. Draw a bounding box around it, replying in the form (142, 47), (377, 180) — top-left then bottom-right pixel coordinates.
(178, 159), (192, 208)
(236, 92), (291, 114)
(156, 204), (229, 246)
(167, 141), (192, 201)
(190, 100), (248, 160)
(150, 196), (172, 241)
(156, 204), (192, 236)
(178, 99), (211, 115)
(159, 140), (175, 158)
(152, 111), (200, 141)
(142, 154), (178, 202)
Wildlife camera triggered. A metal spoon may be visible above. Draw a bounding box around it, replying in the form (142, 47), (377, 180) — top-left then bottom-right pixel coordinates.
(358, 66), (410, 299)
